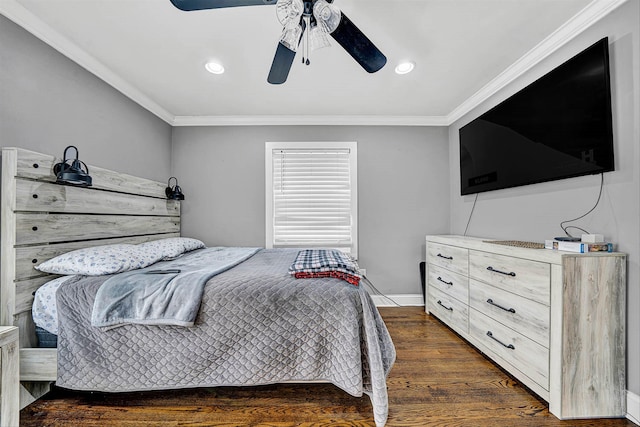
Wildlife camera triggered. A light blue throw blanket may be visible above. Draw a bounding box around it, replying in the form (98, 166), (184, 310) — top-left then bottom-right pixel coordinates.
(91, 247), (260, 328)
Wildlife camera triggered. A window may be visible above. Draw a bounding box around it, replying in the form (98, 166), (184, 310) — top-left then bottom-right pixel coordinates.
(266, 142), (358, 257)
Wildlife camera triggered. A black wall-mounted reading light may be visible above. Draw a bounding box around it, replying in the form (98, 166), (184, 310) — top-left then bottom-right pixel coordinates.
(165, 177), (185, 200)
(52, 146), (92, 186)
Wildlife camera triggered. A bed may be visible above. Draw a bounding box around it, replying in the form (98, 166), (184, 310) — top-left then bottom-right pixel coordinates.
(0, 147), (395, 426)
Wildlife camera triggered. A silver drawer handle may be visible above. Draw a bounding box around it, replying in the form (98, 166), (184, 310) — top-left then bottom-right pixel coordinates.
(486, 298), (516, 314)
(436, 300), (453, 311)
(437, 253), (453, 260)
(437, 276), (453, 286)
(487, 266), (516, 277)
(486, 331), (515, 350)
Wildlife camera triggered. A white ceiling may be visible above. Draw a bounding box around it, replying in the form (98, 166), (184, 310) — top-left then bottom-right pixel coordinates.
(0, 0), (627, 126)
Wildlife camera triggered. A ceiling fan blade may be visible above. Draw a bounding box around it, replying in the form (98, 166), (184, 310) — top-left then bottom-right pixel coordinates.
(268, 42), (297, 84)
(330, 12), (387, 73)
(170, 0), (276, 11)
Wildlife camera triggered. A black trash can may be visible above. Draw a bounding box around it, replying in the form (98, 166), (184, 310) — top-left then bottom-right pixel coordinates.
(419, 261), (426, 306)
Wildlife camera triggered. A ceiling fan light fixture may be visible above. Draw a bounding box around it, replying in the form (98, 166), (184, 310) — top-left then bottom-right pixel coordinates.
(280, 24), (303, 51)
(313, 0), (341, 34)
(395, 61), (415, 75)
(205, 61), (225, 74)
(276, 0), (303, 28)
(171, 0), (387, 84)
(309, 25), (331, 51)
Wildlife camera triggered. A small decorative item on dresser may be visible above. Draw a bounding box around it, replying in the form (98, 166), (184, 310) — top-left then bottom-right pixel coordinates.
(52, 145), (92, 186)
(165, 176), (185, 200)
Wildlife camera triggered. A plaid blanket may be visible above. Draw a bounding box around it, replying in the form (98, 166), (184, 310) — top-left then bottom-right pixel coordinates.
(289, 249), (362, 285)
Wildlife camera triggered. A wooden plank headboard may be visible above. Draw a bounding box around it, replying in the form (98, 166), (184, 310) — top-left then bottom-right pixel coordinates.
(1, 147), (181, 348)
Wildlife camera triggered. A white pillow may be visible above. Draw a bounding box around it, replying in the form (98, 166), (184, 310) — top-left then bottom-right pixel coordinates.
(35, 244), (157, 276)
(137, 237), (206, 261)
(32, 275), (77, 334)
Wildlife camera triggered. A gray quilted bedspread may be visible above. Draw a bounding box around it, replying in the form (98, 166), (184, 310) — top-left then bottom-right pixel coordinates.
(56, 248), (396, 426)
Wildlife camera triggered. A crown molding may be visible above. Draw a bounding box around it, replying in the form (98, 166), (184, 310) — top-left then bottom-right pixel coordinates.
(171, 115), (450, 127)
(446, 0), (629, 125)
(0, 0), (175, 124)
(2, 0), (628, 128)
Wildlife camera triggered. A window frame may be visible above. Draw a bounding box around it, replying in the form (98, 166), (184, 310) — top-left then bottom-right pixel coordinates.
(265, 141), (358, 258)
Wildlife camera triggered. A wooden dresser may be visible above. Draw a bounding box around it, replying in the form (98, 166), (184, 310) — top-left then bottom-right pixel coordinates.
(425, 235), (626, 419)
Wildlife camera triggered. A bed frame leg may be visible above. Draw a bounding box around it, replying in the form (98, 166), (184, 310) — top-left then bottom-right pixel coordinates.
(0, 326), (19, 427)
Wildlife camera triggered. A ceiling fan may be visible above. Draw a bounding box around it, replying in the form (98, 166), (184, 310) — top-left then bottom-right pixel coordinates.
(169, 0), (387, 84)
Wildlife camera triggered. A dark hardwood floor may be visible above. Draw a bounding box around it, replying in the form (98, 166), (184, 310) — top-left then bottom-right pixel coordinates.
(20, 307), (637, 426)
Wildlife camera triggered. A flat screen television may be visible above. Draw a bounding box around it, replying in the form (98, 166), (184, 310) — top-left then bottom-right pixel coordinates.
(459, 37), (614, 195)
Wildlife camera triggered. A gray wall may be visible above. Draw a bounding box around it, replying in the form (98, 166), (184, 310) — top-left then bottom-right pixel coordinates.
(448, 0), (640, 396)
(171, 125), (450, 295)
(0, 15), (172, 181)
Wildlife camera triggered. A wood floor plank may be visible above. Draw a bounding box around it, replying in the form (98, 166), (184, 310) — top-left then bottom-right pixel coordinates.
(20, 307), (636, 426)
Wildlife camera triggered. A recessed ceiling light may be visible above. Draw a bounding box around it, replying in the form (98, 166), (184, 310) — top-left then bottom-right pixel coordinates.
(205, 61), (225, 75)
(395, 61), (415, 75)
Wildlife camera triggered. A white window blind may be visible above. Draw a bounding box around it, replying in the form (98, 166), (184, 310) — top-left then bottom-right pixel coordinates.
(266, 142), (357, 257)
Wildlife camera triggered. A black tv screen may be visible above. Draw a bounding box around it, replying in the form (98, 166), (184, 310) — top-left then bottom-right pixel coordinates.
(459, 37), (614, 195)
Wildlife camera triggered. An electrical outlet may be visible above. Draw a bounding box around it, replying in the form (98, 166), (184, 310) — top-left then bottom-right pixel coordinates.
(360, 268), (367, 276)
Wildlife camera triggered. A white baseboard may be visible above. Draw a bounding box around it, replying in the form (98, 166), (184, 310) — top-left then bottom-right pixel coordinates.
(370, 294), (640, 426)
(371, 293), (424, 307)
(628, 390), (640, 425)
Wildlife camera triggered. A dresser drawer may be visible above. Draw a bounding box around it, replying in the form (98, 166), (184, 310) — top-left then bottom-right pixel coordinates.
(469, 250), (550, 305)
(469, 309), (549, 390)
(427, 242), (468, 276)
(428, 264), (469, 303)
(469, 279), (549, 347)
(427, 286), (468, 335)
